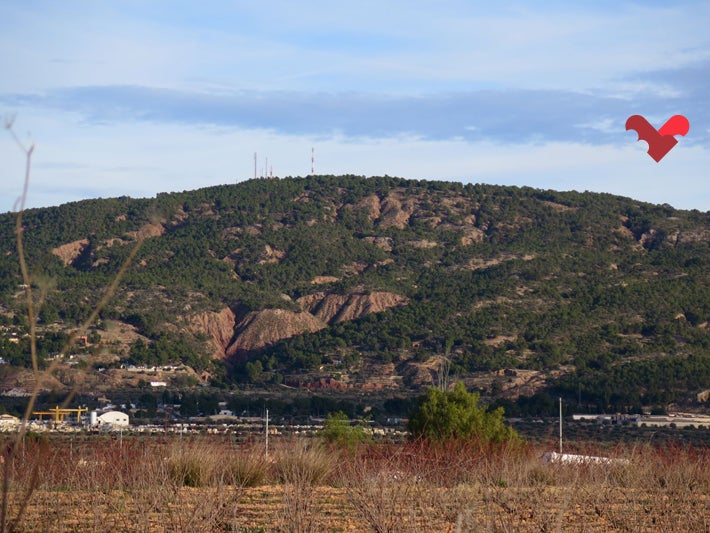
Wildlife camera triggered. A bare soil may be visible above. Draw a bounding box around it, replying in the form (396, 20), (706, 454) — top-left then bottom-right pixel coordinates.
(10, 484), (710, 532)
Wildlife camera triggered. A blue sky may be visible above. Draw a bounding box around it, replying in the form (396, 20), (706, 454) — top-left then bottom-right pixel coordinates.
(1, 1), (709, 213)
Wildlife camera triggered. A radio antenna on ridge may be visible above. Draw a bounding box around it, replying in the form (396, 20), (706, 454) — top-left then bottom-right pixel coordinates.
(311, 147), (315, 175)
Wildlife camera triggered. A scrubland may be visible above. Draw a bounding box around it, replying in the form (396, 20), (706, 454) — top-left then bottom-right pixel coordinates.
(0, 435), (707, 532)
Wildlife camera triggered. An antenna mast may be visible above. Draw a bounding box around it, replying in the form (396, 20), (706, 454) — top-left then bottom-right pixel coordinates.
(254, 152), (257, 180)
(311, 147), (315, 175)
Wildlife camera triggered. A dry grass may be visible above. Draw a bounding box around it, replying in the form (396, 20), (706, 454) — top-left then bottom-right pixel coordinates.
(1, 437), (278, 532)
(271, 438), (339, 533)
(0, 435), (706, 532)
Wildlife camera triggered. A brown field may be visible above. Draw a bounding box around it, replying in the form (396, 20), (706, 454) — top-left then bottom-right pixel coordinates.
(0, 435), (708, 532)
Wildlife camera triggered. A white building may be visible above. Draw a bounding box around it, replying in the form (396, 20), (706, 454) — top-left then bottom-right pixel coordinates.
(0, 414), (19, 429)
(91, 410), (129, 428)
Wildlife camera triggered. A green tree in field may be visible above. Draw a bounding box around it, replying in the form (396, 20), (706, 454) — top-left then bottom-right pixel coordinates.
(408, 382), (518, 443)
(319, 410), (370, 449)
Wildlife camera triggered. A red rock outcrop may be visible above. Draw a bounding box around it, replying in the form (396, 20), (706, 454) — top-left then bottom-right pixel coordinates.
(258, 245), (286, 264)
(188, 307), (237, 358)
(297, 292), (327, 311)
(356, 194), (381, 221)
(310, 275), (340, 285)
(379, 193), (415, 229)
(127, 222), (165, 240)
(52, 239), (89, 266)
(189, 291), (408, 359)
(226, 309), (327, 358)
(299, 291), (408, 324)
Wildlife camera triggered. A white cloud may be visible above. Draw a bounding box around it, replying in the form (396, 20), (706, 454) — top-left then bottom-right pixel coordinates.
(3, 110), (708, 214)
(1, 2), (708, 213)
(2, 2), (708, 94)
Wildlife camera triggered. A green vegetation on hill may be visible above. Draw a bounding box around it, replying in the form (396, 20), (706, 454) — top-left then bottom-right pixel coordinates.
(2, 175), (710, 414)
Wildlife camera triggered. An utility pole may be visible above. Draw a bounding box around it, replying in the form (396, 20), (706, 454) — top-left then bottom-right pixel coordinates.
(559, 397), (563, 453)
(265, 408), (269, 459)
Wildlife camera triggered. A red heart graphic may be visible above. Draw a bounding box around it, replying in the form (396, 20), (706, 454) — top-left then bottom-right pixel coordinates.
(625, 114), (690, 162)
(658, 115), (690, 137)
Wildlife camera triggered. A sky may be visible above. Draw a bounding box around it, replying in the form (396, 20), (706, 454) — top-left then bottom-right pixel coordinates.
(1, 1), (709, 213)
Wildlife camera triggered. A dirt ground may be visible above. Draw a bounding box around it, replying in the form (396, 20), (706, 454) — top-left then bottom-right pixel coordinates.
(9, 484), (710, 532)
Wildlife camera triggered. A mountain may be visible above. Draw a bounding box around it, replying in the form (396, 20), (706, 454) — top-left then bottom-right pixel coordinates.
(1, 175), (710, 415)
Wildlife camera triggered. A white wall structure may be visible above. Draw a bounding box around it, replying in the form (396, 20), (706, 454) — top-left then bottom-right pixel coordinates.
(0, 414), (19, 428)
(93, 410), (129, 428)
(541, 451), (629, 466)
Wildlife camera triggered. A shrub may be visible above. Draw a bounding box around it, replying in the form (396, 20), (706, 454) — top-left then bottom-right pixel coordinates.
(408, 382), (518, 444)
(226, 446), (270, 487)
(165, 441), (222, 487)
(319, 411), (371, 450)
(273, 439), (337, 485)
(167, 450), (206, 487)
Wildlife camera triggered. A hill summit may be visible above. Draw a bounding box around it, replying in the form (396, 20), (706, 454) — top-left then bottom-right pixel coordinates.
(1, 175), (710, 414)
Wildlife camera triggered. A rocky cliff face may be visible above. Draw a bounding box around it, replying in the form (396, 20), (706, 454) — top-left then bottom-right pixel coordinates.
(299, 291), (408, 324)
(379, 193), (416, 229)
(188, 307), (237, 358)
(352, 190), (418, 229)
(226, 309), (327, 359)
(52, 239), (90, 266)
(51, 222), (165, 268)
(356, 194), (381, 222)
(187, 290), (407, 359)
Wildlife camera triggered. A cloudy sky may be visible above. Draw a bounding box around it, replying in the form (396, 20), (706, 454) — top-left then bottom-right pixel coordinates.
(1, 1), (709, 213)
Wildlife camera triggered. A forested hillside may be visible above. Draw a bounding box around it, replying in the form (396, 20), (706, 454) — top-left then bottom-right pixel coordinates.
(1, 175), (710, 414)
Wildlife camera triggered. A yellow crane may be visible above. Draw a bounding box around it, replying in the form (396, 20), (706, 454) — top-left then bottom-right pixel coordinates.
(32, 406), (88, 424)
